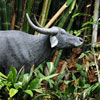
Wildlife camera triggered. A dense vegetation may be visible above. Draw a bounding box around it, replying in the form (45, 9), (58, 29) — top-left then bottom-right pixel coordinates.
(0, 0), (100, 99)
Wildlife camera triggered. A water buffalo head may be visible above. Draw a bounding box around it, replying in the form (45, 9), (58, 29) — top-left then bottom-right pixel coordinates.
(26, 13), (83, 49)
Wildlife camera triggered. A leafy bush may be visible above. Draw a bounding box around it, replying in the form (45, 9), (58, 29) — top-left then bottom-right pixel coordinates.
(0, 64), (57, 100)
(0, 60), (100, 100)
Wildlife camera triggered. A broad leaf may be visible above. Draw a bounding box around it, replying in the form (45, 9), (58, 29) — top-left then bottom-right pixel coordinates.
(9, 88), (18, 97)
(24, 90), (33, 97)
(22, 74), (30, 86)
(14, 82), (22, 89)
(8, 65), (17, 83)
(29, 78), (41, 90)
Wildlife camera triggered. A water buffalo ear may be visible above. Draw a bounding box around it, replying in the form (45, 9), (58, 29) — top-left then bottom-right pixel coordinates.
(50, 36), (58, 48)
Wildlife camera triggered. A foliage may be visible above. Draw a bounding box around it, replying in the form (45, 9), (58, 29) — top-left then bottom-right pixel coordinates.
(0, 60), (100, 100)
(0, 65), (58, 99)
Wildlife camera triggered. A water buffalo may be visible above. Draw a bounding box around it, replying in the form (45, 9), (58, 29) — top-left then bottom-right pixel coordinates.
(0, 14), (83, 74)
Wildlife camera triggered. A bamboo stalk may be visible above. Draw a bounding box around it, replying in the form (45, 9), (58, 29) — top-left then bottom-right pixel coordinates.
(18, 0), (23, 24)
(43, 0), (52, 26)
(35, 0), (52, 35)
(26, 0), (34, 33)
(7, 0), (12, 29)
(10, 0), (16, 30)
(40, 0), (49, 26)
(10, 12), (16, 30)
(0, 0), (8, 30)
(20, 0), (27, 31)
(45, 3), (67, 28)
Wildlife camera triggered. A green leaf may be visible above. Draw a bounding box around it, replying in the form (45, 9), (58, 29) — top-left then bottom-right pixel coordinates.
(35, 70), (45, 78)
(85, 55), (89, 60)
(33, 89), (43, 93)
(47, 62), (54, 74)
(88, 53), (93, 58)
(65, 83), (75, 96)
(22, 74), (30, 86)
(72, 13), (90, 18)
(72, 73), (76, 81)
(7, 65), (17, 83)
(65, 0), (73, 7)
(14, 82), (22, 89)
(56, 71), (66, 83)
(6, 82), (12, 90)
(18, 68), (25, 82)
(82, 21), (99, 27)
(9, 88), (18, 97)
(52, 92), (60, 99)
(64, 80), (72, 85)
(35, 64), (44, 72)
(29, 66), (34, 77)
(33, 94), (50, 100)
(0, 72), (7, 79)
(76, 64), (82, 71)
(48, 79), (55, 88)
(24, 90), (33, 97)
(78, 77), (85, 88)
(0, 76), (7, 81)
(41, 74), (58, 81)
(79, 53), (85, 59)
(69, 0), (76, 13)
(29, 78), (41, 90)
(7, 71), (13, 82)
(0, 80), (4, 89)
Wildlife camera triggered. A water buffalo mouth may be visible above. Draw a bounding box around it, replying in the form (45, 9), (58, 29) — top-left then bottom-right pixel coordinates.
(74, 37), (84, 47)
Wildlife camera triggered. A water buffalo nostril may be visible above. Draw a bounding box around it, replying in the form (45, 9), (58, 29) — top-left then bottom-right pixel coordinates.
(79, 38), (83, 42)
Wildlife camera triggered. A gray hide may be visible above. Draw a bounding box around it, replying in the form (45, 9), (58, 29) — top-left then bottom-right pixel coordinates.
(0, 14), (83, 75)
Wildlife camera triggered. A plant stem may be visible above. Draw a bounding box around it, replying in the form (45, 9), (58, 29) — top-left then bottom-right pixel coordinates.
(92, 0), (100, 82)
(54, 50), (63, 69)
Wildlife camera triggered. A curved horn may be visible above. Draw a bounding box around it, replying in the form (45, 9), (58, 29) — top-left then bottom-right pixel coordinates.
(26, 13), (58, 35)
(34, 15), (42, 28)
